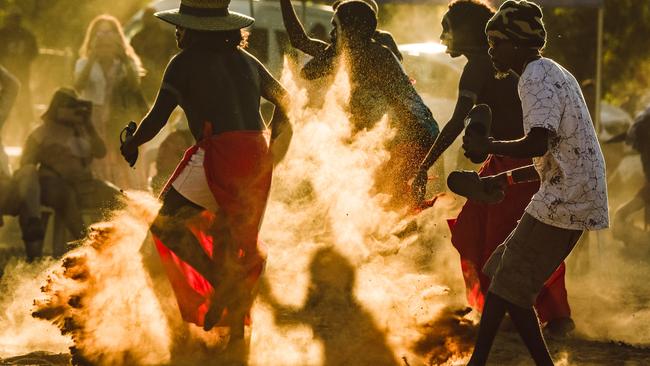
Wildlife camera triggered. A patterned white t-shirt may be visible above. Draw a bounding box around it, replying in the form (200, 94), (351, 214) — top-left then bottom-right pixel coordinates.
(519, 58), (609, 230)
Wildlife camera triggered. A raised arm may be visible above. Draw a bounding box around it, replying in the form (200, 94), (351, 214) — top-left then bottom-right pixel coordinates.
(280, 0), (329, 57)
(257, 60), (293, 164)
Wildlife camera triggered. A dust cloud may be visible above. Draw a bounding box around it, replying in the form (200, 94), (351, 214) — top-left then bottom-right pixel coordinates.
(0, 60), (474, 365)
(0, 49), (648, 366)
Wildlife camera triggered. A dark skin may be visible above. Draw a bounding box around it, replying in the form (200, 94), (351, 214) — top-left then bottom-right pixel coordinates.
(464, 36), (555, 366)
(413, 13), (540, 203)
(120, 26), (292, 335)
(280, 0), (330, 57)
(464, 37), (547, 191)
(121, 26), (292, 162)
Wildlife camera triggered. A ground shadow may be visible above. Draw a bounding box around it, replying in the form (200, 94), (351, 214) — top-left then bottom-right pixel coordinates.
(260, 247), (400, 365)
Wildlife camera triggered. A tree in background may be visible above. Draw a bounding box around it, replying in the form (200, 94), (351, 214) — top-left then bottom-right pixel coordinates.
(544, 1), (650, 114)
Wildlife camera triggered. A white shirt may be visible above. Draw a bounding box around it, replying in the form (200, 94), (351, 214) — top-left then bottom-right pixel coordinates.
(519, 58), (609, 231)
(74, 58), (130, 106)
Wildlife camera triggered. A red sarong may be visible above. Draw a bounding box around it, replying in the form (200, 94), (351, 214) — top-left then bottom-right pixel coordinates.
(448, 155), (571, 323)
(154, 125), (272, 327)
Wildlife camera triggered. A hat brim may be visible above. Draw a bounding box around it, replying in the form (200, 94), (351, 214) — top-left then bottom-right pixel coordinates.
(155, 9), (254, 31)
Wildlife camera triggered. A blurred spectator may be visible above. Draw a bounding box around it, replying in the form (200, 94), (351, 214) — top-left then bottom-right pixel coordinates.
(0, 65), (19, 175)
(130, 7), (177, 103)
(0, 65), (20, 228)
(2, 88), (121, 261)
(613, 106), (650, 245)
(0, 12), (38, 145)
(74, 14), (148, 190)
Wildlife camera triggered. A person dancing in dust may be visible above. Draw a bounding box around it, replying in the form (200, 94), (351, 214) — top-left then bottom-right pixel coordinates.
(280, 0), (402, 81)
(120, 0), (293, 358)
(288, 0), (439, 210)
(260, 247), (400, 365)
(411, 0), (575, 336)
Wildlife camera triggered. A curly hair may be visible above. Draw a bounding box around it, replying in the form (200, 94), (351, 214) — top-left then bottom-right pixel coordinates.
(335, 1), (377, 41)
(445, 0), (495, 51)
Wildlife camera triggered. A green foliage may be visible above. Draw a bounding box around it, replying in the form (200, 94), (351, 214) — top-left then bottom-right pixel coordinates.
(600, 0), (650, 113)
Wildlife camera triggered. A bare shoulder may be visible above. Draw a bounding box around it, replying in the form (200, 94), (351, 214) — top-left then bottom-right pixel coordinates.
(366, 42), (398, 64)
(239, 48), (264, 67)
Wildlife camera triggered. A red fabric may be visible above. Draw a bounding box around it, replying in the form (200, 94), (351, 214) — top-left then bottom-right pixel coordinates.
(449, 155), (571, 323)
(154, 126), (272, 326)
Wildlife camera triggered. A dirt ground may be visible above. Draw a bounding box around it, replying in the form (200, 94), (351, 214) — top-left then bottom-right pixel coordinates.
(2, 334), (650, 366)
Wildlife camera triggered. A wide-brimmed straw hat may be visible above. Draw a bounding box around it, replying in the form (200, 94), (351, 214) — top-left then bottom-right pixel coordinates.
(155, 0), (254, 32)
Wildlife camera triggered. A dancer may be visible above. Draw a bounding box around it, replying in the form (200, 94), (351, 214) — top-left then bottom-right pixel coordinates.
(283, 0), (438, 209)
(411, 0), (573, 333)
(280, 0), (402, 81)
(120, 0), (293, 353)
(461, 2), (608, 364)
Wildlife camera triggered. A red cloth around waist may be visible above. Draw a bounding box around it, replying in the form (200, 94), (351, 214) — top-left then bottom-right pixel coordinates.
(448, 155), (571, 322)
(155, 127), (272, 326)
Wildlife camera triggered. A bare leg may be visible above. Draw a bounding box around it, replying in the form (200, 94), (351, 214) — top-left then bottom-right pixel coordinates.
(151, 187), (220, 287)
(507, 302), (554, 366)
(467, 291), (507, 366)
(468, 292), (554, 366)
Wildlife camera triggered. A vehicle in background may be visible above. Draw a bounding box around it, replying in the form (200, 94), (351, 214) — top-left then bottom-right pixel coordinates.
(125, 0), (334, 76)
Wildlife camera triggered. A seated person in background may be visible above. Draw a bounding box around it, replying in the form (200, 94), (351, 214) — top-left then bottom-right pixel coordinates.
(3, 88), (121, 261)
(613, 105), (650, 244)
(0, 65), (19, 226)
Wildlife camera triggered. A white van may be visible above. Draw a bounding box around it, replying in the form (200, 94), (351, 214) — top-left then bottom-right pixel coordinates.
(126, 0), (334, 75)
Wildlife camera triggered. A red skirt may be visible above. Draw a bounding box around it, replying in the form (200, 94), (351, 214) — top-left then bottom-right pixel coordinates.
(154, 125), (272, 327)
(448, 155), (570, 322)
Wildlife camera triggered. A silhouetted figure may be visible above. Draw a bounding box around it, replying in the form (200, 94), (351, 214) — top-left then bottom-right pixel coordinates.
(120, 0), (293, 359)
(280, 0), (402, 109)
(0, 12), (38, 145)
(463, 2), (608, 364)
(412, 0), (573, 333)
(260, 247), (400, 365)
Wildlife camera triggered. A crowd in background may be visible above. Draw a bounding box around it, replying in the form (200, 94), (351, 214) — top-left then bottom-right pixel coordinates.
(0, 1), (647, 269)
(0, 9), (180, 261)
